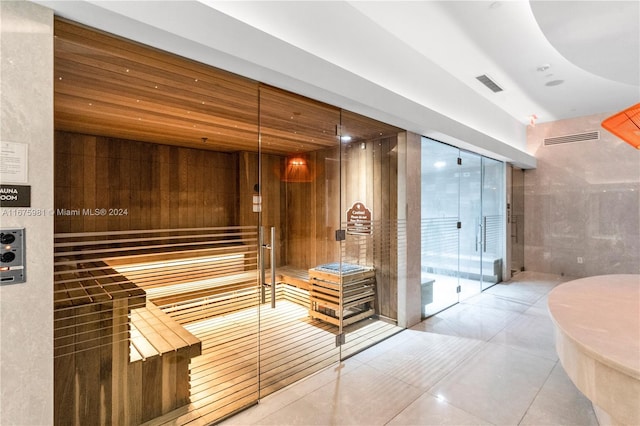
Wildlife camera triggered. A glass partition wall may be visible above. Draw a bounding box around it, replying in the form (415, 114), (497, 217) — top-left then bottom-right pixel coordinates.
(421, 138), (505, 317)
(52, 18), (444, 426)
(338, 111), (405, 358)
(53, 85), (404, 426)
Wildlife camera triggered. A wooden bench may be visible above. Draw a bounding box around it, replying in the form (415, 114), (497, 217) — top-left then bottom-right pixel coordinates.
(107, 248), (259, 325)
(152, 267), (311, 325)
(53, 260), (146, 358)
(276, 266), (311, 308)
(158, 284), (258, 325)
(422, 253), (503, 283)
(54, 261), (146, 426)
(106, 246), (253, 290)
(145, 265), (314, 325)
(129, 301), (202, 423)
(107, 252), (312, 326)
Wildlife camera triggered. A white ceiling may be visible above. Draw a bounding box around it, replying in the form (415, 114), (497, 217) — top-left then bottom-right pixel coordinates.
(208, 0), (639, 125)
(34, 1), (640, 168)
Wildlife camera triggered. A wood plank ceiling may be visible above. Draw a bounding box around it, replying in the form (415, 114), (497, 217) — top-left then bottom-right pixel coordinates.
(54, 18), (401, 155)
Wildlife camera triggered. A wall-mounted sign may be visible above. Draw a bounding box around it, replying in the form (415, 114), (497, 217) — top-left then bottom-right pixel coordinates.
(0, 185), (31, 207)
(346, 202), (372, 235)
(0, 141), (28, 184)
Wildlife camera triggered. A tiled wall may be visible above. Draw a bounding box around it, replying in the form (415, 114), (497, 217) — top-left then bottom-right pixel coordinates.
(0, 2), (54, 424)
(525, 112), (640, 277)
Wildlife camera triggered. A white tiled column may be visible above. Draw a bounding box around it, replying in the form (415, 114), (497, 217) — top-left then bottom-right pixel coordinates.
(0, 2), (54, 424)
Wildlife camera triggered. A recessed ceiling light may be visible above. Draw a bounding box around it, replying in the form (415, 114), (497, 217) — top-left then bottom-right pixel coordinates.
(341, 135), (352, 142)
(537, 64), (551, 72)
(545, 79), (564, 87)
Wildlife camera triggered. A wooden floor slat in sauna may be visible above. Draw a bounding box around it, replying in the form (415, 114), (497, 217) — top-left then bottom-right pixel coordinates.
(142, 301), (402, 426)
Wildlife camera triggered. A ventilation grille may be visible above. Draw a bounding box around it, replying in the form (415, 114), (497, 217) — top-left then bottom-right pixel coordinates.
(544, 131), (600, 146)
(475, 74), (503, 93)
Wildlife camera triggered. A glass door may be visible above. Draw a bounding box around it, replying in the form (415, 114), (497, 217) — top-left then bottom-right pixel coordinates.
(257, 85), (341, 398)
(458, 151), (483, 300)
(481, 157), (505, 289)
(421, 138), (505, 316)
(421, 139), (462, 316)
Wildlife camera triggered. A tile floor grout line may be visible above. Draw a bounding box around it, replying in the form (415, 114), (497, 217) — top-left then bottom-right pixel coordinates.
(515, 359), (559, 425)
(380, 385), (429, 426)
(423, 338), (488, 392)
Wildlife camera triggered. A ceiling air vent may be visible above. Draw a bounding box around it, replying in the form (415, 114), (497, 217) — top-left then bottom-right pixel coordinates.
(475, 74), (503, 93)
(544, 131), (600, 146)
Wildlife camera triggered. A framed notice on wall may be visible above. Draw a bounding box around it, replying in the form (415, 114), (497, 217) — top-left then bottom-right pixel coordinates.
(0, 141), (28, 184)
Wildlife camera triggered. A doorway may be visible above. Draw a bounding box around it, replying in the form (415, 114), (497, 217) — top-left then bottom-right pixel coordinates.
(420, 138), (505, 317)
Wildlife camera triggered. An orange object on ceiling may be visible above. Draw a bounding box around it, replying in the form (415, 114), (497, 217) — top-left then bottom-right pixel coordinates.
(601, 103), (640, 150)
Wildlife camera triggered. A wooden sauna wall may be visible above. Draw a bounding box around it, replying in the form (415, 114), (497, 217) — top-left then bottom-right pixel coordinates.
(54, 131), (239, 232)
(284, 147), (341, 269)
(238, 147), (341, 269)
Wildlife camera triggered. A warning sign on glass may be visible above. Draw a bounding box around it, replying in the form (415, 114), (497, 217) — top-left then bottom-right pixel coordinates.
(346, 202), (372, 235)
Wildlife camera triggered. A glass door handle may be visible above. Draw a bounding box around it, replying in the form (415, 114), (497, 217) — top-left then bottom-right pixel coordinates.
(260, 227), (277, 308)
(269, 227), (276, 308)
(483, 216), (487, 253)
(260, 227), (266, 304)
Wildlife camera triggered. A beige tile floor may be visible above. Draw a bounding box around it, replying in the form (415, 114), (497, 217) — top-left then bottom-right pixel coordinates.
(220, 272), (598, 425)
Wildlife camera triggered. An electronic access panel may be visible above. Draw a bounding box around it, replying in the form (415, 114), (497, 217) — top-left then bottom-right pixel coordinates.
(0, 228), (26, 285)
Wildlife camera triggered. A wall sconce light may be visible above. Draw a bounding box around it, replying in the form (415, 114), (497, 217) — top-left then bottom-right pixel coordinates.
(602, 103), (640, 150)
(283, 155), (313, 182)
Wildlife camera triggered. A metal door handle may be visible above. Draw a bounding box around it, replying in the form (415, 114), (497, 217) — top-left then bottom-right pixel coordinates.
(259, 226), (276, 308)
(483, 216), (487, 253)
(269, 227), (276, 308)
(260, 227), (266, 304)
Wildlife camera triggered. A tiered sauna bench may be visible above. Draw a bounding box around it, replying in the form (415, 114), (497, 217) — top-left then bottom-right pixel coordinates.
(308, 263), (376, 327)
(548, 275), (640, 426)
(53, 260), (201, 425)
